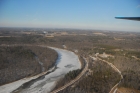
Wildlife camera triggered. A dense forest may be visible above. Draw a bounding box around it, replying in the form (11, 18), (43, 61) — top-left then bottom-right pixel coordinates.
(0, 46), (58, 85)
(53, 69), (81, 91)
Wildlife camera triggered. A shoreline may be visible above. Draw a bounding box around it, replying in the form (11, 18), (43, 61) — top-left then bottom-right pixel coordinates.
(0, 45), (81, 93)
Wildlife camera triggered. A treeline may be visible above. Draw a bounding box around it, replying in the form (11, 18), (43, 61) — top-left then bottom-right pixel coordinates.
(0, 35), (43, 44)
(125, 50), (140, 58)
(0, 30), (140, 50)
(0, 46), (58, 85)
(53, 69), (81, 91)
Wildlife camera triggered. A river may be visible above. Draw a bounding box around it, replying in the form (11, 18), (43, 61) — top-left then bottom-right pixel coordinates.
(0, 47), (81, 93)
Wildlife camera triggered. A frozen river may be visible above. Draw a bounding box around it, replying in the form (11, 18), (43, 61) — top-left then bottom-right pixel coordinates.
(0, 47), (81, 93)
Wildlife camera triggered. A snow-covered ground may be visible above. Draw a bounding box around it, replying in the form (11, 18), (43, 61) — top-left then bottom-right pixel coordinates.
(0, 47), (81, 93)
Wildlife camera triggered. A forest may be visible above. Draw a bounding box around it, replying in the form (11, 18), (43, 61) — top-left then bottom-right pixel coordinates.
(55, 60), (120, 93)
(0, 29), (140, 92)
(0, 45), (58, 85)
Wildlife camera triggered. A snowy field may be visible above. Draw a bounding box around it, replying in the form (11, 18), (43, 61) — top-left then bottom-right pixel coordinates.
(0, 47), (81, 93)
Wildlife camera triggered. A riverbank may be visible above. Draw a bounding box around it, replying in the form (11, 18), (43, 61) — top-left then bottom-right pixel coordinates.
(0, 46), (81, 93)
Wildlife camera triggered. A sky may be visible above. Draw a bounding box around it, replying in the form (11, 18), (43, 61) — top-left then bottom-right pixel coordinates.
(0, 0), (140, 31)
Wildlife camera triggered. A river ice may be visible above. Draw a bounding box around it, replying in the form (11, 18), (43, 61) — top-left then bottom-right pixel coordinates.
(0, 47), (81, 93)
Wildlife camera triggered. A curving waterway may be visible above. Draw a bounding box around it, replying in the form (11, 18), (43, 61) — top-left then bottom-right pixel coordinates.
(0, 47), (81, 93)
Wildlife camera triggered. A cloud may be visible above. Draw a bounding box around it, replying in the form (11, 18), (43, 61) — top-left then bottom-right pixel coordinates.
(137, 5), (140, 8)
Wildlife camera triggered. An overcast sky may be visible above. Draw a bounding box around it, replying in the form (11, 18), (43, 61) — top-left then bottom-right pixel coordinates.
(0, 0), (140, 31)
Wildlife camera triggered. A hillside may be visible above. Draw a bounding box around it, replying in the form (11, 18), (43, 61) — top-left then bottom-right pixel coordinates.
(0, 46), (58, 85)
